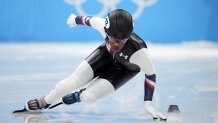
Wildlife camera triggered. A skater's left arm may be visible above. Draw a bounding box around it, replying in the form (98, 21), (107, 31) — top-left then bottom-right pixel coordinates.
(130, 47), (167, 120)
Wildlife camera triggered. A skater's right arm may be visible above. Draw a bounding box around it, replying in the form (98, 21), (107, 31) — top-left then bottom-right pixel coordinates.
(67, 14), (106, 38)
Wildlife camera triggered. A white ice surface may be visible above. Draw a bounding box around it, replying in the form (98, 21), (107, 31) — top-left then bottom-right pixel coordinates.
(0, 41), (218, 123)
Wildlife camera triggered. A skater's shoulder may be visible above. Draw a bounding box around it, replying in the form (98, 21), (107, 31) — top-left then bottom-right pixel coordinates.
(130, 33), (147, 49)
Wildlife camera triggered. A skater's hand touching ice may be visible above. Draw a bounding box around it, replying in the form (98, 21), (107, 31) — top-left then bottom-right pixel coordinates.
(144, 101), (167, 121)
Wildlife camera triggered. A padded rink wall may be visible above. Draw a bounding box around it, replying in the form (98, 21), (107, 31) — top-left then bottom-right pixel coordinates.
(0, 0), (218, 43)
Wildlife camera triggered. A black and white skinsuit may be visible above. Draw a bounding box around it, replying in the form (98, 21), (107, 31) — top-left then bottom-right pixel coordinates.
(44, 16), (156, 106)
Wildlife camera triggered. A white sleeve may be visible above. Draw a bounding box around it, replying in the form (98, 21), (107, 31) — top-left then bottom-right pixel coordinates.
(129, 48), (155, 75)
(89, 17), (106, 38)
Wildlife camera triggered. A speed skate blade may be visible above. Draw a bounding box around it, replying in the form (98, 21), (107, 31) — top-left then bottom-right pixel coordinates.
(49, 102), (63, 109)
(12, 108), (27, 113)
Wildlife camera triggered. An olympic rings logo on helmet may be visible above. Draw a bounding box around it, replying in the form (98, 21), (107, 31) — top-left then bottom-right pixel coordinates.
(64, 0), (158, 20)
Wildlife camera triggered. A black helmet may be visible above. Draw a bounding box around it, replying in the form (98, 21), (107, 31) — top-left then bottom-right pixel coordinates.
(105, 9), (134, 40)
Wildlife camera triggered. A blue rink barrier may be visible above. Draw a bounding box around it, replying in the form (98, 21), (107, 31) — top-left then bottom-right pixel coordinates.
(0, 0), (218, 43)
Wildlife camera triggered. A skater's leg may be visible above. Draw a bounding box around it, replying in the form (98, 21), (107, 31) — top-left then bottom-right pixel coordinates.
(44, 60), (94, 104)
(80, 68), (140, 103)
(80, 78), (115, 103)
(49, 79), (114, 108)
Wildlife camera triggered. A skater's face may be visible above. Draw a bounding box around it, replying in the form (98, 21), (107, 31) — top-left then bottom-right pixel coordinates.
(107, 34), (129, 52)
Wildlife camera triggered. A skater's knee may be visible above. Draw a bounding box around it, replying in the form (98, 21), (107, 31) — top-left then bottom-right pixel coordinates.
(80, 90), (97, 103)
(55, 75), (80, 94)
